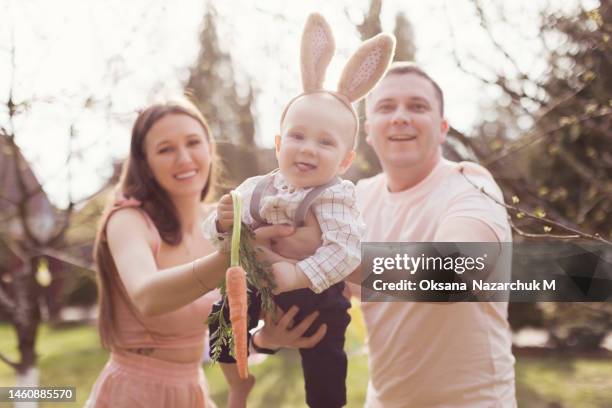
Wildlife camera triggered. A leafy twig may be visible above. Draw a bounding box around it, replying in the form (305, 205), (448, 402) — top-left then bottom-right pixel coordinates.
(459, 166), (612, 246)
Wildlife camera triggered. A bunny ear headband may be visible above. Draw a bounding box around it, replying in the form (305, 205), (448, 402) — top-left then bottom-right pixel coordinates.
(280, 13), (396, 145)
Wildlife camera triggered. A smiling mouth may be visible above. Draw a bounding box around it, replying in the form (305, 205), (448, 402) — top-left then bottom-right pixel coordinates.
(388, 135), (417, 141)
(295, 162), (317, 172)
(174, 170), (198, 180)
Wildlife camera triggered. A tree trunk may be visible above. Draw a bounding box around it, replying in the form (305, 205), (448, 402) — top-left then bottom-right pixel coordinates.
(11, 259), (41, 408)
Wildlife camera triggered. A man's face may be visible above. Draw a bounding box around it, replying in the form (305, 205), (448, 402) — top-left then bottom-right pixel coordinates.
(365, 73), (448, 173)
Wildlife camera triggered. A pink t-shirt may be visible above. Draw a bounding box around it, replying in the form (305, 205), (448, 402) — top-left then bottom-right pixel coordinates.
(356, 159), (516, 408)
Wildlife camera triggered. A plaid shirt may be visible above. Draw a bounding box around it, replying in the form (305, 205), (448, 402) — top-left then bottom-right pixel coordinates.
(202, 172), (364, 293)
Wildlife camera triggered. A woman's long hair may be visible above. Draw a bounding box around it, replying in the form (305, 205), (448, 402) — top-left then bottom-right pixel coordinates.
(93, 99), (218, 349)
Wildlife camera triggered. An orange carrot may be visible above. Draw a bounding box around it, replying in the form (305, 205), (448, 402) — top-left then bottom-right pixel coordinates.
(226, 265), (248, 379)
(226, 190), (249, 379)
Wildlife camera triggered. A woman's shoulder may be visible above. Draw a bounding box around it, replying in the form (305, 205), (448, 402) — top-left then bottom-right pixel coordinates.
(106, 206), (153, 236)
(105, 206), (160, 251)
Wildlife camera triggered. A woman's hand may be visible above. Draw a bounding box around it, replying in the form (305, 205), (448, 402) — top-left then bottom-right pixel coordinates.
(254, 305), (327, 350)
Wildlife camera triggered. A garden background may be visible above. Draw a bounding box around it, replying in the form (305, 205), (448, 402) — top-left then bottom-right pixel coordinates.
(1, 0), (611, 406)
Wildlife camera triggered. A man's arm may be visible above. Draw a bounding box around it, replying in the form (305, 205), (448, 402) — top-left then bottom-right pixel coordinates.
(434, 216), (500, 243)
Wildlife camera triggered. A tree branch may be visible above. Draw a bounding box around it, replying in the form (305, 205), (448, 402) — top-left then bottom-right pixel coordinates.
(508, 218), (580, 240)
(443, 2), (545, 111)
(354, 0), (382, 40)
(34, 247), (94, 272)
(459, 166), (612, 246)
(0, 352), (19, 370)
(556, 145), (610, 194)
(0, 285), (15, 316)
(473, 0), (528, 80)
(447, 126), (488, 160)
(483, 110), (611, 166)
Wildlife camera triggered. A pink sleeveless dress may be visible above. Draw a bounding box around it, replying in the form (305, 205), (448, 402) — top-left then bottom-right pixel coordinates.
(85, 192), (219, 408)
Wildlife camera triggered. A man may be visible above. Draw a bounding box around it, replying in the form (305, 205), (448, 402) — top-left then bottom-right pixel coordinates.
(354, 62), (516, 407)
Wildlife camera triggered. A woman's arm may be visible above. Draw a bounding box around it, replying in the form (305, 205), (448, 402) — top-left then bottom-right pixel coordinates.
(106, 208), (228, 317)
(107, 211), (299, 317)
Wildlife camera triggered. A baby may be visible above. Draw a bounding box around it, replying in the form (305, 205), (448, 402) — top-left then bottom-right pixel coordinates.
(203, 13), (394, 408)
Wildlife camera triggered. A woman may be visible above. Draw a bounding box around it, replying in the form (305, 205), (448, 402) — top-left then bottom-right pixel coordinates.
(86, 100), (325, 408)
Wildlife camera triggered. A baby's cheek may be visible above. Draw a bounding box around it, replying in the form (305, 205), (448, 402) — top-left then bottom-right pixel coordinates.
(278, 149), (293, 165)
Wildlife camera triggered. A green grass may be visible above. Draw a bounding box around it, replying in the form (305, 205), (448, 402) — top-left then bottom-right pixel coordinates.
(0, 323), (108, 407)
(515, 356), (612, 408)
(1, 310), (611, 407)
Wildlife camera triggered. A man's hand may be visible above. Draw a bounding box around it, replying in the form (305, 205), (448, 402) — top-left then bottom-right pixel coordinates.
(270, 211), (322, 260)
(250, 211), (320, 261)
(216, 194), (234, 233)
(271, 262), (311, 294)
(252, 224), (295, 246)
(252, 225), (298, 264)
(255, 306), (327, 350)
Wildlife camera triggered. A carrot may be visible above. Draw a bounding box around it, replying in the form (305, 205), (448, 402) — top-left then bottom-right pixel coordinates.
(226, 265), (248, 379)
(226, 190), (249, 379)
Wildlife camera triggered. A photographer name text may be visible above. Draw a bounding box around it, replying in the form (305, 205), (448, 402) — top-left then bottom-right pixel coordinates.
(372, 279), (556, 292)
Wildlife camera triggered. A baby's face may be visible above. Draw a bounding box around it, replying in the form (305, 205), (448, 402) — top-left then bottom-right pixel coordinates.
(276, 93), (356, 188)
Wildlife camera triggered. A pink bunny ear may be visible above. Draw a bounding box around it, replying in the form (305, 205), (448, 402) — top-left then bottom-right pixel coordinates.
(300, 13), (335, 92)
(337, 33), (396, 103)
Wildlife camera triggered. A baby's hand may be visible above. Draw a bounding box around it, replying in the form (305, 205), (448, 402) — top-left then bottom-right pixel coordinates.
(271, 262), (311, 294)
(216, 194), (234, 233)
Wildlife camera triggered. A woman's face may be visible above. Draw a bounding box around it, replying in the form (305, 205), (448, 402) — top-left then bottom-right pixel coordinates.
(143, 113), (211, 199)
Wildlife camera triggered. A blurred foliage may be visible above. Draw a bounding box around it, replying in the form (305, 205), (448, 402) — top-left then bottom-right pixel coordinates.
(186, 6), (256, 148)
(527, 4), (611, 237)
(346, 0), (419, 182)
(508, 303), (546, 330)
(512, 3), (611, 350)
(466, 1), (612, 349)
(515, 354), (612, 407)
(539, 303), (611, 350)
(185, 5), (259, 192)
(60, 269), (97, 308)
(57, 178), (117, 309)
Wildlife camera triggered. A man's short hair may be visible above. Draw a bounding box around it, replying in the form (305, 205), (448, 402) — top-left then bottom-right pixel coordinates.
(369, 62), (445, 116)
